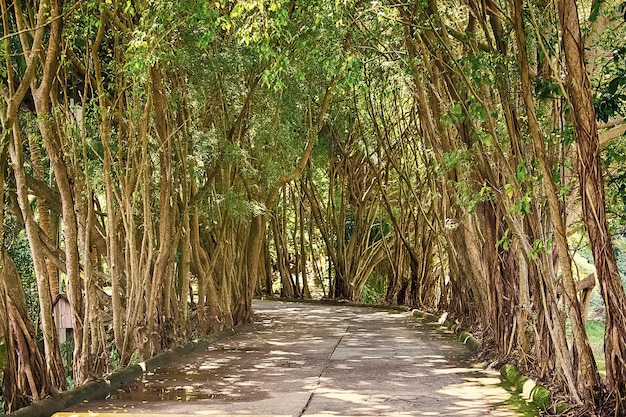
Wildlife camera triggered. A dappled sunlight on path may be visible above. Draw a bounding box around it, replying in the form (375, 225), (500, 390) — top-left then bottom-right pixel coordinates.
(58, 301), (537, 416)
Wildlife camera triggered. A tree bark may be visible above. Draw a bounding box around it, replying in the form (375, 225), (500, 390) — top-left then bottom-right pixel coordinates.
(8, 121), (67, 392)
(29, 0), (86, 382)
(1, 155), (48, 412)
(146, 64), (174, 355)
(91, 23), (125, 359)
(558, 0), (626, 412)
(513, 0), (602, 403)
(1, 0), (66, 397)
(27, 130), (59, 299)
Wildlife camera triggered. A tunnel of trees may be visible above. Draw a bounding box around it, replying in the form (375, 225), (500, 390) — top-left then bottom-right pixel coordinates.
(1, 0), (626, 415)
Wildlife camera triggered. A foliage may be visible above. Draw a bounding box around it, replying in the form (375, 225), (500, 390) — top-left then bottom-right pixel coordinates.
(361, 272), (387, 305)
(586, 320), (606, 363)
(613, 242), (626, 289)
(109, 346), (121, 372)
(603, 137), (626, 230)
(593, 45), (626, 122)
(3, 221), (39, 328)
(60, 339), (75, 387)
(3, 0), (626, 413)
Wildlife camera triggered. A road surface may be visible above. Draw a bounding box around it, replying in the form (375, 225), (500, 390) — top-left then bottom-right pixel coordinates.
(57, 300), (536, 416)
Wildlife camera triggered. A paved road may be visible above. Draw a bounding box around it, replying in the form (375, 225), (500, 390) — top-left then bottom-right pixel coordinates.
(59, 300), (535, 416)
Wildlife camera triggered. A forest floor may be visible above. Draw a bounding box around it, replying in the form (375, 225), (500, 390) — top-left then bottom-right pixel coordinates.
(57, 300), (538, 416)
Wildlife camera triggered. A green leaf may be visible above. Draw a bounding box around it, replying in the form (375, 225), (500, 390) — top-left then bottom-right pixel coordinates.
(504, 183), (514, 198)
(589, 0), (605, 22)
(452, 102), (463, 119)
(496, 229), (511, 251)
(608, 77), (624, 94)
(516, 163), (528, 182)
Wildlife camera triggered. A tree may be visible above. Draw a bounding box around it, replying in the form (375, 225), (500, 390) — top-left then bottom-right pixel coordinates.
(2, 0), (625, 413)
(559, 0), (626, 411)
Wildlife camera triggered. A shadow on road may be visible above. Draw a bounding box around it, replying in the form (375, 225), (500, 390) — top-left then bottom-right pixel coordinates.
(60, 300), (539, 417)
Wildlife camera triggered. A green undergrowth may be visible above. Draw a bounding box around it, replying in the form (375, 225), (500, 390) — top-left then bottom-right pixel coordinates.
(565, 318), (606, 376)
(586, 319), (606, 376)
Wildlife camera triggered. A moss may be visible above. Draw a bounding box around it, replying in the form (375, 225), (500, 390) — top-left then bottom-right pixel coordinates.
(464, 335), (480, 352)
(0, 340), (8, 370)
(515, 375), (529, 392)
(530, 385), (551, 410)
(556, 401), (570, 414)
(501, 364), (522, 386)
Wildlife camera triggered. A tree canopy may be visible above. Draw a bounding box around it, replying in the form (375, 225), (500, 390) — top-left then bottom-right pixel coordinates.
(1, 0), (626, 415)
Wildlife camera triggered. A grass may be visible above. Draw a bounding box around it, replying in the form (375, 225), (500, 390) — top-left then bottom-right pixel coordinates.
(565, 319), (606, 377)
(586, 319), (606, 377)
(569, 233), (626, 378)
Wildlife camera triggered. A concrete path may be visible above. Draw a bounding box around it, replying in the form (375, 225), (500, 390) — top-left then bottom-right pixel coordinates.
(57, 300), (535, 416)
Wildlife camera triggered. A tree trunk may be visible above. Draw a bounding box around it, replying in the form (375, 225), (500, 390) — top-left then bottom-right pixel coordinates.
(240, 215), (266, 322)
(263, 237), (275, 296)
(146, 64), (174, 356)
(92, 34), (125, 361)
(8, 123), (67, 392)
(27, 130), (59, 299)
(272, 214), (295, 298)
(558, 0), (626, 412)
(513, 0), (601, 403)
(1, 155), (48, 412)
(190, 211), (221, 333)
(29, 0), (85, 383)
(1, 0), (66, 398)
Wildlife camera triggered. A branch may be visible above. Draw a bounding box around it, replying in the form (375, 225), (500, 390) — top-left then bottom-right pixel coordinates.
(599, 117), (626, 148)
(25, 174), (62, 214)
(265, 76), (338, 210)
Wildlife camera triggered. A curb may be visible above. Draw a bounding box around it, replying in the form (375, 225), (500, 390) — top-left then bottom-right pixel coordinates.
(8, 326), (245, 417)
(410, 309), (480, 352)
(410, 310), (552, 413)
(261, 296), (411, 312)
(499, 363), (557, 411)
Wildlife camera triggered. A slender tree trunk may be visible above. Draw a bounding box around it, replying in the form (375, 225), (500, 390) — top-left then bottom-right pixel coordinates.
(1, 0), (65, 400)
(146, 65), (174, 355)
(27, 130), (59, 299)
(0, 156), (12, 412)
(299, 183), (311, 299)
(239, 215), (266, 321)
(558, 0), (626, 412)
(272, 214), (295, 298)
(29, 0), (85, 382)
(1, 155), (47, 412)
(8, 124), (66, 391)
(91, 27), (125, 360)
(178, 198), (191, 341)
(513, 0), (601, 403)
(263, 237), (274, 296)
(191, 204), (223, 333)
(33, 92), (86, 383)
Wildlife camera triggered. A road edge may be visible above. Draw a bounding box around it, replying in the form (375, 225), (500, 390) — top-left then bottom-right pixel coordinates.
(8, 325), (248, 417)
